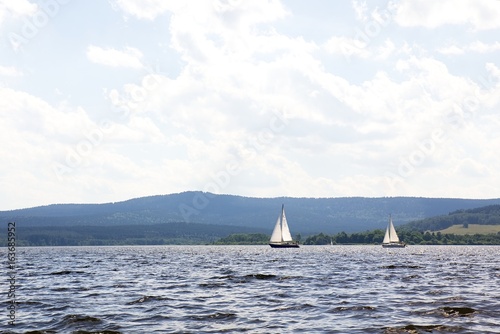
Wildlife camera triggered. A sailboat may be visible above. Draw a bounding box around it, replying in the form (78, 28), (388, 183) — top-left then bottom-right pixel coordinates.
(382, 215), (406, 248)
(269, 204), (299, 248)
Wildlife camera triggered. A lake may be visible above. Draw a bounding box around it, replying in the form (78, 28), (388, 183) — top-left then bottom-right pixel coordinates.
(2, 245), (499, 333)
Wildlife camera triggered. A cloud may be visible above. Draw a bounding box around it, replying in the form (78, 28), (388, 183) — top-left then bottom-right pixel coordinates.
(0, 0), (37, 24)
(106, 2), (498, 200)
(437, 45), (465, 55)
(2, 1), (500, 209)
(352, 0), (368, 21)
(394, 0), (500, 30)
(0, 88), (101, 208)
(438, 41), (500, 55)
(0, 65), (22, 77)
(324, 35), (371, 59)
(468, 41), (500, 53)
(113, 0), (289, 24)
(324, 36), (398, 61)
(86, 45), (144, 69)
(485, 63), (500, 81)
(0, 88), (95, 138)
(0, 86), (175, 209)
(112, 0), (174, 20)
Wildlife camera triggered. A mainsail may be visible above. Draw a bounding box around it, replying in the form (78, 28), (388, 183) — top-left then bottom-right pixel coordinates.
(388, 218), (400, 243)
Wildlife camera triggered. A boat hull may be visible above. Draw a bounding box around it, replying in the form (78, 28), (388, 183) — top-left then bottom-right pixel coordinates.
(382, 243), (406, 248)
(269, 242), (300, 248)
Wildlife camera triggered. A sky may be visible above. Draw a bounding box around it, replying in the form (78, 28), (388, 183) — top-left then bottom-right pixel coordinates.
(1, 0), (500, 210)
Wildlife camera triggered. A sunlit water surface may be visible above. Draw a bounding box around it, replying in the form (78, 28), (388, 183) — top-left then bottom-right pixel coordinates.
(1, 245), (499, 333)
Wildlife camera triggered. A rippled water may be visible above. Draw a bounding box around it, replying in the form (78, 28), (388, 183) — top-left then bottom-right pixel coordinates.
(1, 245), (499, 333)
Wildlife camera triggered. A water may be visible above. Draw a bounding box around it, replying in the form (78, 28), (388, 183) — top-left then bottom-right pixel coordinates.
(1, 245), (499, 333)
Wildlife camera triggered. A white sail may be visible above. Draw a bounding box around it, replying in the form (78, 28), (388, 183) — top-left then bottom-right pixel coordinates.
(382, 215), (405, 248)
(280, 209), (293, 242)
(270, 215), (283, 243)
(269, 205), (293, 243)
(383, 224), (391, 244)
(388, 218), (400, 242)
(269, 205), (299, 248)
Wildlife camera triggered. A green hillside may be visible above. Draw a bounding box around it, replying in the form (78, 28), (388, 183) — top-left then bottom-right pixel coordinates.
(403, 204), (500, 232)
(437, 224), (500, 235)
(301, 204), (500, 245)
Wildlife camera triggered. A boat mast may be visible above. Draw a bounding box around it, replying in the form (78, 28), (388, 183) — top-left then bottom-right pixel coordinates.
(388, 214), (392, 239)
(280, 204), (284, 242)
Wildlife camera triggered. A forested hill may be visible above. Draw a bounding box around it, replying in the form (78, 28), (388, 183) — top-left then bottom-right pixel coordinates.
(1, 192), (499, 234)
(402, 204), (500, 232)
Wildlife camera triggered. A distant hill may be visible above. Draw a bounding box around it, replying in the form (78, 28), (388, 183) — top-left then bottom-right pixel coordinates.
(2, 192), (499, 234)
(402, 204), (500, 232)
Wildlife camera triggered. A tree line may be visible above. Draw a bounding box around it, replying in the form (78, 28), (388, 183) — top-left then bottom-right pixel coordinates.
(210, 229), (500, 245)
(302, 230), (500, 245)
(0, 222), (266, 247)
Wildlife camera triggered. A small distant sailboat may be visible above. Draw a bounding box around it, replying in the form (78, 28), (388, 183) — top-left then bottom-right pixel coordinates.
(269, 204), (299, 248)
(382, 215), (406, 248)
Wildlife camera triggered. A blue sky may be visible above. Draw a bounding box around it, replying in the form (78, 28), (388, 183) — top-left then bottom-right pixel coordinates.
(1, 0), (500, 210)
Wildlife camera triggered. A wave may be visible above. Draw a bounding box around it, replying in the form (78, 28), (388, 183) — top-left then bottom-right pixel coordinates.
(383, 324), (466, 333)
(48, 270), (87, 275)
(126, 295), (174, 305)
(185, 312), (237, 321)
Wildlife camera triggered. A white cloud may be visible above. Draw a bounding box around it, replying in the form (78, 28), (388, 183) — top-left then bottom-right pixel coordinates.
(324, 35), (371, 59)
(112, 0), (175, 20)
(438, 45), (465, 55)
(323, 36), (397, 61)
(2, 1), (500, 209)
(468, 41), (500, 53)
(0, 65), (22, 76)
(113, 0), (289, 24)
(86, 45), (144, 69)
(375, 39), (396, 59)
(394, 0), (500, 30)
(0, 88), (101, 208)
(105, 116), (165, 143)
(0, 88), (95, 138)
(485, 63), (500, 81)
(0, 0), (37, 23)
(0, 86), (178, 209)
(438, 41), (500, 55)
(352, 0), (368, 21)
(167, 0), (289, 66)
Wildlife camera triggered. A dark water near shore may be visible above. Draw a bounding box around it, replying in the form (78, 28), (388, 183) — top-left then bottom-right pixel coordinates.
(1, 245), (499, 333)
